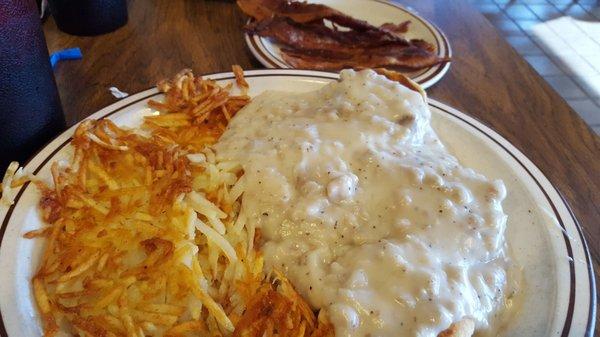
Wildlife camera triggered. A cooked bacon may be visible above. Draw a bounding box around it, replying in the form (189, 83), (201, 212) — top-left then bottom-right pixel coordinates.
(246, 17), (412, 51)
(240, 0), (412, 42)
(238, 0), (379, 32)
(238, 0), (448, 71)
(380, 21), (410, 36)
(245, 17), (445, 70)
(370, 67), (427, 99)
(281, 44), (445, 70)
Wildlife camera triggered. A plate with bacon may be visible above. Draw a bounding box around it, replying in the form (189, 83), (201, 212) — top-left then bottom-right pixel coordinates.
(239, 0), (452, 88)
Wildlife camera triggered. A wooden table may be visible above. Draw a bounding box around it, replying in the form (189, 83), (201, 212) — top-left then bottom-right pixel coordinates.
(43, 0), (599, 332)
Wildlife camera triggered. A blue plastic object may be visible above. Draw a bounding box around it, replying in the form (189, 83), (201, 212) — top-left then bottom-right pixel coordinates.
(49, 48), (82, 69)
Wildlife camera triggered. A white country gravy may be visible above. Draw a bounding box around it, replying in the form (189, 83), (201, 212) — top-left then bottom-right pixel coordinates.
(215, 70), (515, 337)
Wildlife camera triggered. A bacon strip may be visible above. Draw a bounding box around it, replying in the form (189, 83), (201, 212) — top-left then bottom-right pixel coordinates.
(238, 0), (448, 71)
(239, 0), (411, 40)
(245, 17), (412, 51)
(281, 45), (445, 70)
(379, 21), (411, 37)
(238, 0), (378, 31)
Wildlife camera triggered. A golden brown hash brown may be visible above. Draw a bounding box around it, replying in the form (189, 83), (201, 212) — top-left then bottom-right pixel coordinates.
(24, 66), (333, 337)
(233, 271), (333, 337)
(146, 68), (250, 152)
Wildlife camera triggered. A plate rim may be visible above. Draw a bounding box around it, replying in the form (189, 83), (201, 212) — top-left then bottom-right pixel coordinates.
(0, 69), (594, 337)
(429, 100), (597, 337)
(243, 0), (452, 89)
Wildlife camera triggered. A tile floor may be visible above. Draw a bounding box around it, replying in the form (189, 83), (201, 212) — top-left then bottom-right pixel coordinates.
(468, 0), (600, 134)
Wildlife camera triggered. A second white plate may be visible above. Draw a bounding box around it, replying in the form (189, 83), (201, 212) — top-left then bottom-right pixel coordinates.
(244, 0), (452, 88)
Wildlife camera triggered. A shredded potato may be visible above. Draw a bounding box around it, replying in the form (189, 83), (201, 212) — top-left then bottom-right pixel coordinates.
(24, 66), (333, 337)
(146, 66), (251, 153)
(1, 161), (33, 206)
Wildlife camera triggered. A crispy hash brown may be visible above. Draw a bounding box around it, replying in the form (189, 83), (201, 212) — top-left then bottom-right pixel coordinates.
(1, 161), (34, 206)
(233, 271), (333, 337)
(15, 66), (332, 337)
(145, 68), (250, 152)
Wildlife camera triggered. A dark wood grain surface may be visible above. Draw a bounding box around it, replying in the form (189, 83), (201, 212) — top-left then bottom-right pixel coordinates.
(43, 0), (599, 332)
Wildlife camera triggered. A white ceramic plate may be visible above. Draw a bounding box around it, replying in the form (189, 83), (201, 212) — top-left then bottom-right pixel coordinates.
(0, 70), (594, 337)
(244, 0), (452, 89)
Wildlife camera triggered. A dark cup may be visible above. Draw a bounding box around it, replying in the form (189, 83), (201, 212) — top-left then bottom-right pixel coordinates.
(48, 0), (128, 36)
(0, 0), (66, 172)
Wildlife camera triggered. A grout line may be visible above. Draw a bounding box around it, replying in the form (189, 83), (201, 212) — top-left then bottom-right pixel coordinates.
(570, 3), (597, 20)
(483, 0), (600, 107)
(508, 11), (550, 55)
(523, 3), (554, 22)
(541, 74), (569, 78)
(496, 4), (529, 35)
(552, 76), (592, 101)
(555, 2), (575, 13)
(528, 3), (599, 101)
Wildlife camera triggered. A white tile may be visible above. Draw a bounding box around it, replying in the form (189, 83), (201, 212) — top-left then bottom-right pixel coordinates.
(572, 39), (600, 57)
(563, 35), (598, 53)
(553, 54), (598, 76)
(548, 17), (584, 39)
(574, 75), (600, 98)
(517, 19), (542, 33)
(527, 4), (562, 20)
(531, 24), (570, 53)
(573, 19), (600, 43)
(506, 36), (544, 55)
(567, 99), (600, 124)
(491, 19), (524, 35)
(505, 5), (538, 20)
(589, 7), (600, 20)
(549, 0), (576, 4)
(525, 55), (564, 75)
(583, 55), (600, 74)
(545, 76), (587, 99)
